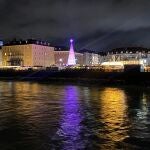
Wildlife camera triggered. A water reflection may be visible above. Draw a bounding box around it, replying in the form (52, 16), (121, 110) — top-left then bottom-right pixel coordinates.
(56, 86), (84, 150)
(99, 88), (129, 149)
(0, 82), (150, 149)
(0, 82), (64, 150)
(128, 90), (150, 140)
(137, 93), (149, 120)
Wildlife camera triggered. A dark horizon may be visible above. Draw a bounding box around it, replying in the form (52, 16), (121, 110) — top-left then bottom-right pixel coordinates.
(0, 0), (150, 51)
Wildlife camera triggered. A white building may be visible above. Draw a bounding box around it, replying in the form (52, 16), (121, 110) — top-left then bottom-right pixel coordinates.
(101, 47), (150, 71)
(82, 50), (99, 66)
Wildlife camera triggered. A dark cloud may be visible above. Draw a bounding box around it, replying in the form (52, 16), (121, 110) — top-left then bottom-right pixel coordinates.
(0, 0), (150, 51)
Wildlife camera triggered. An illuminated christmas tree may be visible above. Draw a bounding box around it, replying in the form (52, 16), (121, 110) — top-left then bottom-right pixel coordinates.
(67, 39), (76, 65)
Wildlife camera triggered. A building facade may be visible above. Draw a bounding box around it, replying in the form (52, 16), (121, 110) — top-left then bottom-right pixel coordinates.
(98, 52), (107, 65)
(54, 46), (83, 67)
(104, 47), (150, 65)
(81, 50), (100, 66)
(2, 40), (55, 67)
(100, 47), (150, 71)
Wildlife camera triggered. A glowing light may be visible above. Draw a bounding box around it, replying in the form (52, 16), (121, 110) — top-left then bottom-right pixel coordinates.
(67, 39), (76, 65)
(59, 58), (62, 62)
(56, 86), (82, 149)
(99, 88), (128, 145)
(101, 61), (124, 66)
(70, 39), (73, 43)
(0, 41), (3, 46)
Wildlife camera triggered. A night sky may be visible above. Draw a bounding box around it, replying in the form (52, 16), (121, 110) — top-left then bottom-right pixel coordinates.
(0, 0), (150, 51)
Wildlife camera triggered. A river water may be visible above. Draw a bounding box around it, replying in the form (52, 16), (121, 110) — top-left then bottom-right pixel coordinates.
(0, 81), (150, 150)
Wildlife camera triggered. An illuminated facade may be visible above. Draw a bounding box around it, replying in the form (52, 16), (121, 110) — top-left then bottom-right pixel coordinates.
(0, 41), (3, 66)
(81, 50), (100, 66)
(54, 50), (83, 67)
(67, 39), (76, 65)
(2, 39), (55, 67)
(100, 47), (150, 71)
(105, 47), (150, 65)
(54, 39), (84, 68)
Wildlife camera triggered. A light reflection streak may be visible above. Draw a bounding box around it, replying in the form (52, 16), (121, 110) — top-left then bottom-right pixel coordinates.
(99, 88), (129, 148)
(57, 86), (84, 150)
(132, 92), (150, 139)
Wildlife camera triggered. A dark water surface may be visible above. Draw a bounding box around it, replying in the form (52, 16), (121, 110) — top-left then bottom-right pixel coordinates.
(0, 81), (150, 150)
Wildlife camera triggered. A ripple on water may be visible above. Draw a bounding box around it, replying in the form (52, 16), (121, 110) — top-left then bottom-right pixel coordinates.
(0, 82), (150, 149)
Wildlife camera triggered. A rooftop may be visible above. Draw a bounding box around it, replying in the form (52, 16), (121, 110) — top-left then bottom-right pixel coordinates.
(54, 46), (69, 51)
(4, 39), (51, 47)
(78, 49), (97, 54)
(108, 47), (150, 54)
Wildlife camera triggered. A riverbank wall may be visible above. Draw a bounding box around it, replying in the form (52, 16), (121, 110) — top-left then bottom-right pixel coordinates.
(0, 69), (150, 85)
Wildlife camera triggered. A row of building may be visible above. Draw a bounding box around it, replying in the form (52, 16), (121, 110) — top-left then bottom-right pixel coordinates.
(101, 47), (150, 71)
(1, 39), (150, 71)
(0, 39), (102, 68)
